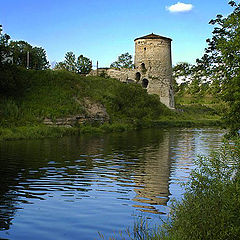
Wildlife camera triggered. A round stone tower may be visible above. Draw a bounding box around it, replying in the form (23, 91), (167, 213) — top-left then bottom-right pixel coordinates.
(134, 33), (175, 108)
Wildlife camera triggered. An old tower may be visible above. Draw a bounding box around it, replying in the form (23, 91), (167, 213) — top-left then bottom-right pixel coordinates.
(134, 33), (175, 108)
(88, 33), (175, 109)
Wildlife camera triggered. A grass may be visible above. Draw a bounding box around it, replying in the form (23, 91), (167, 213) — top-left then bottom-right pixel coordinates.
(0, 67), (225, 140)
(0, 123), (137, 141)
(0, 68), (172, 126)
(0, 120), (223, 141)
(0, 125), (80, 140)
(174, 92), (222, 105)
(174, 91), (228, 121)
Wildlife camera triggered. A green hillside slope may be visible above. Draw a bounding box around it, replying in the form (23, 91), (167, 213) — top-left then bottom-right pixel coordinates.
(0, 68), (222, 140)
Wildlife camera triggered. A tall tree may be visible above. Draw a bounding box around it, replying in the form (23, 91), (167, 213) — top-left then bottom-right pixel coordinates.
(110, 52), (134, 69)
(55, 52), (92, 74)
(0, 25), (11, 65)
(64, 51), (77, 72)
(199, 1), (240, 134)
(9, 40), (49, 70)
(76, 55), (92, 74)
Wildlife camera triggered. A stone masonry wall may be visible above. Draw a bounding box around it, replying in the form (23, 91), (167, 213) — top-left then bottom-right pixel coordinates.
(134, 38), (174, 108)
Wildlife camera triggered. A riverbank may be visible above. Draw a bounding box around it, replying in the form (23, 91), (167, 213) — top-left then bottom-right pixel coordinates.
(0, 68), (224, 141)
(0, 119), (223, 141)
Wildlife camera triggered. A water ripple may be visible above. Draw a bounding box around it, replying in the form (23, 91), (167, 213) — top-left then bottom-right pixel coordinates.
(0, 128), (225, 239)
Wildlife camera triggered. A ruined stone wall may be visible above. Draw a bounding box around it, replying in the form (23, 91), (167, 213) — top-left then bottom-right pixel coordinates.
(88, 68), (136, 83)
(106, 69), (128, 82)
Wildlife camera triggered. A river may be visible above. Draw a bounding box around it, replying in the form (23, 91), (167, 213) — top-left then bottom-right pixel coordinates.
(0, 127), (224, 239)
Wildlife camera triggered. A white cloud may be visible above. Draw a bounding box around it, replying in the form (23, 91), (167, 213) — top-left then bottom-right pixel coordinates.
(166, 2), (193, 13)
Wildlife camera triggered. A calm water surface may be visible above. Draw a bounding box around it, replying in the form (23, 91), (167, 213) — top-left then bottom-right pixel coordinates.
(0, 128), (224, 239)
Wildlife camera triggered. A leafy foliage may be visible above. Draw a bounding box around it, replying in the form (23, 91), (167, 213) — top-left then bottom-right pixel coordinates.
(164, 138), (240, 240)
(197, 1), (240, 134)
(172, 2), (240, 115)
(9, 40), (49, 70)
(0, 25), (49, 70)
(172, 62), (192, 80)
(103, 84), (170, 124)
(172, 62), (222, 107)
(55, 52), (92, 74)
(0, 26), (50, 96)
(110, 52), (134, 69)
(76, 55), (92, 74)
(0, 25), (11, 66)
(0, 65), (31, 96)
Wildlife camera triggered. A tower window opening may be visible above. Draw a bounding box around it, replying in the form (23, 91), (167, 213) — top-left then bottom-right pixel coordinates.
(142, 78), (149, 88)
(135, 72), (141, 81)
(141, 63), (146, 72)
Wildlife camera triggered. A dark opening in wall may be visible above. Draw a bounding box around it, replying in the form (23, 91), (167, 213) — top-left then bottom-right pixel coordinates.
(141, 63), (146, 72)
(142, 78), (149, 88)
(141, 63), (146, 69)
(135, 72), (141, 81)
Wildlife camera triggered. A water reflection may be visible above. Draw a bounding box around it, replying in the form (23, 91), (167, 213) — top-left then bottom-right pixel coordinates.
(0, 128), (224, 239)
(132, 131), (171, 214)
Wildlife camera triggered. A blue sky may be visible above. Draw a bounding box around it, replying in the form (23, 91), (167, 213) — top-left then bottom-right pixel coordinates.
(0, 0), (236, 67)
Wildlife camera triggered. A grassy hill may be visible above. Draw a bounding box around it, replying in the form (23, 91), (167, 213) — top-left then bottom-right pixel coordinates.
(0, 68), (223, 140)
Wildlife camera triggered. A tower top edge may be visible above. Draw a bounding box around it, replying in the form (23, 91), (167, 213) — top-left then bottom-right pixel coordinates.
(134, 33), (172, 42)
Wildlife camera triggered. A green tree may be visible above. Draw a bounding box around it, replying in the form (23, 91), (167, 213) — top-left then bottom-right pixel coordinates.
(64, 51), (77, 72)
(32, 46), (49, 70)
(9, 40), (49, 70)
(199, 1), (240, 134)
(172, 77), (179, 93)
(208, 79), (221, 96)
(187, 79), (200, 95)
(173, 61), (220, 99)
(0, 25), (11, 65)
(55, 52), (92, 74)
(54, 61), (67, 71)
(199, 82), (210, 96)
(110, 52), (134, 69)
(172, 62), (192, 79)
(172, 62), (192, 95)
(76, 55), (92, 74)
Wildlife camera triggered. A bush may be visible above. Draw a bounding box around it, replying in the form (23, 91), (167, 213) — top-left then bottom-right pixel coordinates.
(165, 138), (240, 239)
(0, 65), (31, 96)
(101, 83), (171, 122)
